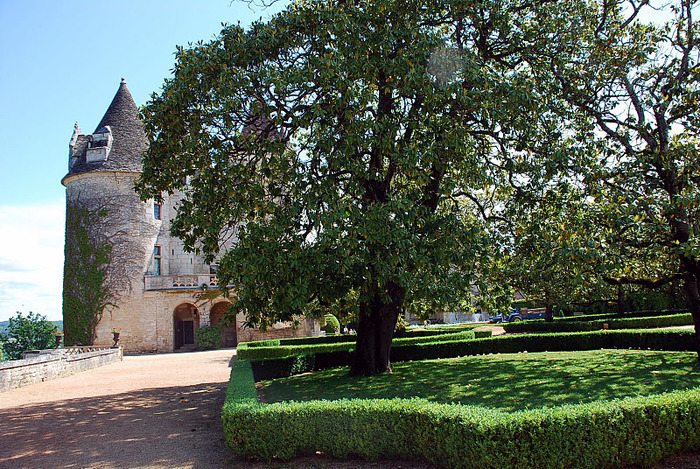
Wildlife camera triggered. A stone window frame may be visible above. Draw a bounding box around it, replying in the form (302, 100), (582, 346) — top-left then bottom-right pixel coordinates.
(154, 245), (162, 276)
(154, 202), (162, 220)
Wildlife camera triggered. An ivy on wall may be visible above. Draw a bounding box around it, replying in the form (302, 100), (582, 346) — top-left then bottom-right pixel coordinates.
(62, 202), (113, 345)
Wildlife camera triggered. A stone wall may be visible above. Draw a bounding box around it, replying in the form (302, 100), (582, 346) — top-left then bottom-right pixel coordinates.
(0, 347), (123, 392)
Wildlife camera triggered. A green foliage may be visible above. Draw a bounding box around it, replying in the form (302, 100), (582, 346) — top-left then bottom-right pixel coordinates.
(136, 0), (579, 374)
(524, 0), (700, 334)
(62, 202), (113, 345)
(246, 329), (696, 380)
(238, 330), (479, 360)
(224, 356), (700, 467)
(320, 314), (340, 335)
(0, 312), (58, 360)
(194, 325), (222, 350)
(244, 339), (281, 348)
(239, 323), (490, 351)
(504, 313), (694, 333)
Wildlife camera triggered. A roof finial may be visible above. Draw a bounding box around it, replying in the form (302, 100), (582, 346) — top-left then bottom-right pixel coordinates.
(121, 77), (126, 85)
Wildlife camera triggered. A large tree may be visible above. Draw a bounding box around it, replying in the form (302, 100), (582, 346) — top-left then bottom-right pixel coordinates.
(136, 0), (560, 375)
(528, 0), (700, 354)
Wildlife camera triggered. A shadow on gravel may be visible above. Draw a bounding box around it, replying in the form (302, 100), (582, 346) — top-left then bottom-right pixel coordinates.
(0, 382), (236, 469)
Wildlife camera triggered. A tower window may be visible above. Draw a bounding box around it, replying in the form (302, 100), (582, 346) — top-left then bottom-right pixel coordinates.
(154, 203), (162, 220)
(154, 245), (162, 276)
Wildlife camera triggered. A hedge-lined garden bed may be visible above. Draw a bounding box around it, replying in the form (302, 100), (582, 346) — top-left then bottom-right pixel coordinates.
(238, 329), (492, 360)
(554, 309), (688, 323)
(241, 322), (490, 349)
(247, 329), (696, 381)
(223, 358), (700, 468)
(503, 312), (693, 334)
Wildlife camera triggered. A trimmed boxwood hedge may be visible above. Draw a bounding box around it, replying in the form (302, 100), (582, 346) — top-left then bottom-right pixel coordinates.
(223, 360), (700, 468)
(555, 309), (688, 323)
(248, 329), (696, 381)
(241, 323), (490, 349)
(238, 329), (492, 361)
(504, 313), (693, 334)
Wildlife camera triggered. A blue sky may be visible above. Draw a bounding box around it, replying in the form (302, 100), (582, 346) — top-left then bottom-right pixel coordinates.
(0, 0), (288, 321)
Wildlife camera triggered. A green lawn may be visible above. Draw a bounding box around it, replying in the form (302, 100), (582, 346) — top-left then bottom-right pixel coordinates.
(257, 349), (700, 412)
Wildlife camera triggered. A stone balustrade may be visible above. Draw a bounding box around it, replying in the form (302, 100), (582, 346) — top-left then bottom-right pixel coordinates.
(143, 274), (220, 291)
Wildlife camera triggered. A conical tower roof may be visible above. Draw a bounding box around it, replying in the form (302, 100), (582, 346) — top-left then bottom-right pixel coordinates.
(65, 79), (148, 177)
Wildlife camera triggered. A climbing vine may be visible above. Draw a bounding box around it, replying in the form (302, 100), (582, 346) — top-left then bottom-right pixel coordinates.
(62, 201), (113, 345)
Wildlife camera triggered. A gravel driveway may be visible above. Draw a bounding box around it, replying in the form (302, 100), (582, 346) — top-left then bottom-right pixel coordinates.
(0, 348), (697, 469)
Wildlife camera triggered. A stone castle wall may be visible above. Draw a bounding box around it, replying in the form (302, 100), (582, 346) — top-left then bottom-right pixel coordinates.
(63, 113), (319, 353)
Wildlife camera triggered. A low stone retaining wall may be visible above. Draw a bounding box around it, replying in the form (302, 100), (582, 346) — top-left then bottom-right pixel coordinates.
(0, 346), (123, 392)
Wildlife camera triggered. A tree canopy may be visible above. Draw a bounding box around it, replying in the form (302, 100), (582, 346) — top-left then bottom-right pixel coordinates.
(1, 312), (58, 360)
(530, 0), (700, 350)
(137, 0), (700, 372)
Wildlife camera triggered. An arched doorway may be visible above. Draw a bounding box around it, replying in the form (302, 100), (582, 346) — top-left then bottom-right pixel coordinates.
(210, 302), (237, 347)
(173, 303), (199, 350)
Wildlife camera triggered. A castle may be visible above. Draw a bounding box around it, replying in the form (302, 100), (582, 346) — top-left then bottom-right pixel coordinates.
(62, 79), (319, 353)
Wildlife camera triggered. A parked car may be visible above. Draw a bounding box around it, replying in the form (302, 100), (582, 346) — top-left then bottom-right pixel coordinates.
(489, 309), (522, 323)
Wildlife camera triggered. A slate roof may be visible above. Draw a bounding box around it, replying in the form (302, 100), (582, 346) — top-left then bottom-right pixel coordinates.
(65, 79), (148, 177)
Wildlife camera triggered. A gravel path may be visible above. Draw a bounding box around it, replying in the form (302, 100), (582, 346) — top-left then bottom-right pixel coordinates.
(0, 349), (434, 469)
(0, 347), (697, 469)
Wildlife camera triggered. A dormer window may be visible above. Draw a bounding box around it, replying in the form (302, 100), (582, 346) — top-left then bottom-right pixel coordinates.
(86, 126), (113, 163)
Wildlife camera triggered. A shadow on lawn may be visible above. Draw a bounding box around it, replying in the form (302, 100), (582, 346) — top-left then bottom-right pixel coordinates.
(260, 351), (700, 411)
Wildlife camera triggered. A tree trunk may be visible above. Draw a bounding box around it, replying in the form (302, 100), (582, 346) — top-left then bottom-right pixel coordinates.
(683, 274), (700, 360)
(544, 289), (554, 322)
(617, 284), (625, 317)
(350, 282), (406, 376)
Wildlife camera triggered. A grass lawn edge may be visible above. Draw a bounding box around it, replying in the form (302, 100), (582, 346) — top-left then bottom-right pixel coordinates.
(222, 357), (700, 469)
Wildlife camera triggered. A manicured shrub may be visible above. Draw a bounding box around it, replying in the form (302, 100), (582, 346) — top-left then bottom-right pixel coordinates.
(556, 310), (688, 323)
(239, 341), (354, 361)
(251, 354), (318, 381)
(194, 325), (222, 350)
(602, 313), (693, 330)
(242, 339), (281, 348)
(223, 358), (700, 467)
(504, 321), (596, 333)
(321, 314), (341, 335)
(279, 334), (357, 346)
(262, 323), (486, 348)
(473, 329), (494, 339)
(504, 313), (693, 334)
(238, 330), (482, 361)
(245, 329), (696, 380)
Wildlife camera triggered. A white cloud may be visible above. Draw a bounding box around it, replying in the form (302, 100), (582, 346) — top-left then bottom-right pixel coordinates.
(0, 203), (65, 321)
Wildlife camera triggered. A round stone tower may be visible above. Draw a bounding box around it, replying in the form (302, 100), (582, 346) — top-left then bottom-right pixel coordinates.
(61, 79), (160, 347)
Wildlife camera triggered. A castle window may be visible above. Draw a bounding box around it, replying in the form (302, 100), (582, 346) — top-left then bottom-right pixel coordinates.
(154, 245), (162, 276)
(154, 203), (162, 220)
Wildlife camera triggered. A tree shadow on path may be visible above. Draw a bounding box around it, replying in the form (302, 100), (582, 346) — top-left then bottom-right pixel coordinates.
(0, 382), (238, 469)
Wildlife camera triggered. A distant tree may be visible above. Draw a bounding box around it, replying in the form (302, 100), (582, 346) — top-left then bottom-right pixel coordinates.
(1, 312), (57, 360)
(525, 0), (700, 353)
(486, 186), (617, 321)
